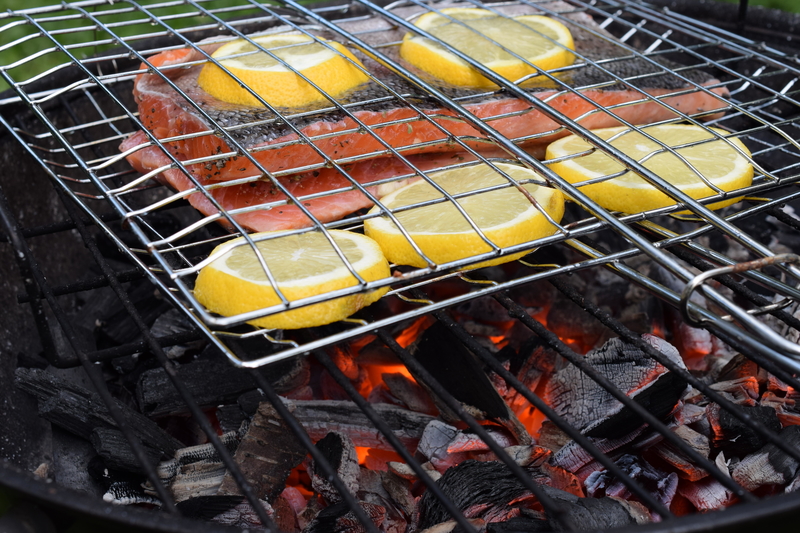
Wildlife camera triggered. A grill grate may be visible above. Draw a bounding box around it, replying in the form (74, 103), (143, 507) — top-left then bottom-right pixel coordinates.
(2, 0), (800, 531)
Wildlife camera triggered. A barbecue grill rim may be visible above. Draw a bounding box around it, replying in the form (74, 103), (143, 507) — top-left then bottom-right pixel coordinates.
(0, 460), (244, 533)
(4, 457), (800, 533)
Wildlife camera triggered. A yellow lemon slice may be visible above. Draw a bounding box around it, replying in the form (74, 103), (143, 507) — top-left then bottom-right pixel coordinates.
(197, 34), (369, 108)
(194, 230), (390, 330)
(363, 162), (565, 269)
(545, 124), (754, 214)
(399, 8), (575, 88)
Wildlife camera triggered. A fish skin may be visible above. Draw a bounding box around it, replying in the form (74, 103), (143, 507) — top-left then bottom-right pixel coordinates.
(123, 2), (731, 231)
(121, 130), (508, 231)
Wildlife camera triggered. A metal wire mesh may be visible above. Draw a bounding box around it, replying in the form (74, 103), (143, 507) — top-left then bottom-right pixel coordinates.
(1, 0), (799, 374)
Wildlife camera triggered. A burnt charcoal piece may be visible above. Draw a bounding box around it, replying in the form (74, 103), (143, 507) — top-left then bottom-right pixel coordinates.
(137, 355), (309, 416)
(103, 480), (162, 506)
(237, 394), (435, 450)
(358, 469), (412, 533)
(676, 477), (735, 512)
(545, 296), (607, 350)
(95, 279), (173, 348)
(176, 495), (246, 521)
(383, 372), (438, 416)
(732, 426), (800, 491)
(585, 454), (678, 511)
(310, 432), (360, 505)
(216, 404), (247, 433)
(90, 427), (161, 473)
(217, 403), (306, 503)
(15, 368), (181, 460)
(211, 498), (273, 529)
(303, 501), (385, 533)
(545, 335), (687, 439)
(171, 462), (228, 503)
(415, 460), (536, 531)
(416, 461), (649, 531)
(486, 516), (550, 532)
(408, 322), (531, 444)
(707, 403), (782, 457)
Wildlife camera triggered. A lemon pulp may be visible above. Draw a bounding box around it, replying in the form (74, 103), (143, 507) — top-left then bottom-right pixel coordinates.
(198, 34), (369, 108)
(194, 230), (390, 330)
(400, 8), (575, 88)
(545, 124), (754, 214)
(364, 162), (565, 268)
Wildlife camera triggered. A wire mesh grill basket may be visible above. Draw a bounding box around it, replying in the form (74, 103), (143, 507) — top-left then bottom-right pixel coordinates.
(2, 0), (800, 371)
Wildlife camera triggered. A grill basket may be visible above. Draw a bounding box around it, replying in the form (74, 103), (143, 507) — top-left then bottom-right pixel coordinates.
(2, 0), (800, 531)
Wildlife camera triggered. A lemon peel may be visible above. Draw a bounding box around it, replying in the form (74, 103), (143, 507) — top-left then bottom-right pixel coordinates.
(399, 8), (575, 88)
(194, 230), (390, 330)
(545, 124), (754, 214)
(363, 162), (565, 269)
(198, 34), (369, 108)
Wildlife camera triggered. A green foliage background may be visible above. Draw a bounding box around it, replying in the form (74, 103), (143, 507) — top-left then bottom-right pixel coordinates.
(1, 0), (798, 93)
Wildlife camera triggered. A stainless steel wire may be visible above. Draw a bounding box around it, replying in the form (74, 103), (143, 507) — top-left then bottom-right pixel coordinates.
(1, 0), (799, 368)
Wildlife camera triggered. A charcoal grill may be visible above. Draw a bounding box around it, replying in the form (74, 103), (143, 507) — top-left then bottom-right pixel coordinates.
(2, 0), (800, 531)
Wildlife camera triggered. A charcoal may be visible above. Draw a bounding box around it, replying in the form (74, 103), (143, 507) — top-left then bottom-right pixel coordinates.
(448, 428), (514, 454)
(211, 498), (273, 529)
(707, 403), (782, 457)
(310, 432), (360, 505)
(146, 430), (242, 488)
(545, 335), (687, 439)
(415, 460), (536, 531)
(379, 470), (415, 520)
(550, 426), (646, 472)
(217, 403), (306, 503)
(90, 427), (161, 473)
(274, 490), (301, 533)
(731, 426), (800, 491)
(103, 480), (162, 506)
(358, 469), (411, 533)
(676, 477), (735, 512)
(504, 446), (552, 468)
(15, 368), (181, 459)
(172, 461), (227, 503)
(545, 295), (608, 351)
(95, 279), (172, 348)
(51, 428), (103, 496)
(408, 322), (531, 445)
(538, 422), (570, 453)
(216, 404), (247, 433)
(650, 425), (711, 482)
(149, 309), (204, 360)
(303, 501), (385, 533)
(177, 495), (246, 521)
(383, 372), (438, 416)
(584, 454), (678, 512)
(418, 420), (460, 464)
(137, 355), (309, 416)
(486, 516), (550, 532)
(237, 394), (435, 450)
(0, 351), (51, 474)
(415, 461), (650, 531)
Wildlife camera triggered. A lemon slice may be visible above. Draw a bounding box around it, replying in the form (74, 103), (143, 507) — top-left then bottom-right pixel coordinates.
(194, 230), (390, 330)
(197, 34), (369, 108)
(363, 162), (565, 268)
(399, 8), (575, 88)
(545, 124), (754, 214)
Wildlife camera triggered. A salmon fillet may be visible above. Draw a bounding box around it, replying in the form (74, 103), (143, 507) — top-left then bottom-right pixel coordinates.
(122, 2), (730, 230)
(122, 130), (509, 231)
